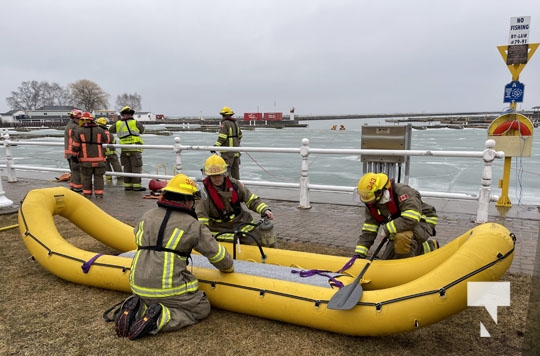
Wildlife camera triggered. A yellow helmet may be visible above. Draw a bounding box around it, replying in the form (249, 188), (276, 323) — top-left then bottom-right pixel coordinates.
(96, 117), (108, 126)
(203, 155), (228, 175)
(220, 106), (234, 116)
(120, 106), (135, 115)
(162, 174), (199, 199)
(357, 172), (390, 203)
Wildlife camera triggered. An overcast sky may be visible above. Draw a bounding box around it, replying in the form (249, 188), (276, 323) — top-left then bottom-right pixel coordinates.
(1, 0), (539, 117)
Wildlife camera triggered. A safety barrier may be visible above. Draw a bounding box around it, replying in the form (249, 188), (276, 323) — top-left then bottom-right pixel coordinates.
(0, 132), (504, 223)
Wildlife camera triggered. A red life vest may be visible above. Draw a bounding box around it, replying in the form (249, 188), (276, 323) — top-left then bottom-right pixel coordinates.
(366, 181), (401, 223)
(202, 176), (241, 221)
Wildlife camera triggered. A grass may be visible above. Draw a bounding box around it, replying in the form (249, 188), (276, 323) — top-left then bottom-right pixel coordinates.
(0, 212), (531, 356)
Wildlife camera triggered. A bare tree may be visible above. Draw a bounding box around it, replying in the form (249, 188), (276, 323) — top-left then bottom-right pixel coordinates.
(42, 82), (72, 106)
(115, 93), (142, 112)
(6, 80), (74, 110)
(69, 79), (110, 111)
(6, 80), (46, 110)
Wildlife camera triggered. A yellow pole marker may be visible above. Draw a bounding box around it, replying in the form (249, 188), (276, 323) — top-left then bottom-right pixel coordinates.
(493, 43), (538, 207)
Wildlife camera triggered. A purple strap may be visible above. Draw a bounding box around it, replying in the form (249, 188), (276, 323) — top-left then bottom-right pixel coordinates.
(336, 255), (359, 273)
(81, 253), (103, 273)
(291, 269), (345, 289)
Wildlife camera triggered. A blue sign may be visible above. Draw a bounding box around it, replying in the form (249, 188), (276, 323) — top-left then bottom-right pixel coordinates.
(503, 80), (525, 103)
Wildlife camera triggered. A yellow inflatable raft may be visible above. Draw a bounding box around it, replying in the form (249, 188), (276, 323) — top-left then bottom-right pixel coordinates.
(18, 187), (515, 336)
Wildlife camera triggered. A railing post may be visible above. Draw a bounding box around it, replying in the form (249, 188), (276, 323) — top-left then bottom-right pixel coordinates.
(298, 138), (311, 209)
(0, 130), (16, 212)
(173, 136), (183, 174)
(1, 131), (18, 182)
(476, 139), (500, 223)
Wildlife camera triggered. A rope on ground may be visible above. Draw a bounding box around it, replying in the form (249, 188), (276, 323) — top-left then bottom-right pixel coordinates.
(0, 224), (19, 232)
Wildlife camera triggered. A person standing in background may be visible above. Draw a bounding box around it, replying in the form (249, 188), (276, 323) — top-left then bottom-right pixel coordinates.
(109, 106), (146, 191)
(64, 109), (83, 192)
(213, 106), (242, 180)
(72, 112), (109, 198)
(96, 117), (123, 184)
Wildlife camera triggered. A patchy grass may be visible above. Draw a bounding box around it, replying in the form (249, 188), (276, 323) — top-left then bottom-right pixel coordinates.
(0, 213), (529, 356)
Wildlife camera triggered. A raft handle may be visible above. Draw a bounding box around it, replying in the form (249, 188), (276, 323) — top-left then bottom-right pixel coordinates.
(259, 290), (266, 298)
(375, 303), (382, 312)
(438, 288), (446, 298)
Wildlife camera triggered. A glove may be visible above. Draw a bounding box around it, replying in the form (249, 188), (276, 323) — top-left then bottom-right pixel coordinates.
(71, 156), (79, 163)
(393, 231), (414, 255)
(355, 253), (367, 259)
(107, 145), (115, 150)
(210, 151), (216, 154)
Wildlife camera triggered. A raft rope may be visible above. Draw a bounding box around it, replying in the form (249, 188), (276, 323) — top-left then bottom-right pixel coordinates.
(18, 205), (131, 273)
(290, 255), (358, 287)
(0, 224), (19, 232)
(214, 219), (268, 262)
(290, 269), (345, 289)
(81, 253), (104, 273)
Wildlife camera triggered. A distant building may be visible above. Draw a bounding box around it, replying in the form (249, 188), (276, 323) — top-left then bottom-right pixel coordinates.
(0, 109), (26, 124)
(133, 112), (158, 122)
(94, 110), (119, 122)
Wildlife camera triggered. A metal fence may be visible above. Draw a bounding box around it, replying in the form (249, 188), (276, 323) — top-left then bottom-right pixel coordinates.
(0, 131), (504, 223)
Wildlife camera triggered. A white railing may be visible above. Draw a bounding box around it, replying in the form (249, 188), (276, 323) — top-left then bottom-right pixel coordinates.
(0, 132), (504, 223)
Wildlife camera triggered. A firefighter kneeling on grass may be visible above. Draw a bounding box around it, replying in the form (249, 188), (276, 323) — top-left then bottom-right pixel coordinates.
(115, 174), (234, 340)
(354, 172), (439, 260)
(196, 155), (278, 248)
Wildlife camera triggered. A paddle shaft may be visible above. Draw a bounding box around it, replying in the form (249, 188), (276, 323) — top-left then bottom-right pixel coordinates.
(352, 236), (388, 287)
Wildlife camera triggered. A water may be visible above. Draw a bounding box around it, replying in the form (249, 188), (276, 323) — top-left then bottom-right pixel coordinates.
(3, 118), (540, 205)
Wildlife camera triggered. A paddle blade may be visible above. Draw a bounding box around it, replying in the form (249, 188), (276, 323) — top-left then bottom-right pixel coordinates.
(326, 283), (363, 310)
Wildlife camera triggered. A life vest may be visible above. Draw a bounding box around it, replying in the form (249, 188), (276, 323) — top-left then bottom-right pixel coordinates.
(202, 176), (241, 221)
(115, 118), (144, 150)
(366, 181), (401, 223)
(76, 125), (107, 164)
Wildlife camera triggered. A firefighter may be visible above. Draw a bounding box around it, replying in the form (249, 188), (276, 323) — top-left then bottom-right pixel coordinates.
(115, 174), (234, 340)
(355, 172), (439, 259)
(96, 117), (123, 183)
(109, 106), (146, 191)
(196, 155), (277, 248)
(64, 109), (83, 192)
(213, 106), (242, 180)
(71, 112), (109, 198)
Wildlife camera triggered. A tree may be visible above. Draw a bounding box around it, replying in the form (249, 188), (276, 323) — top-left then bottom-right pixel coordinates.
(6, 80), (73, 110)
(115, 93), (142, 112)
(42, 82), (72, 106)
(69, 79), (110, 111)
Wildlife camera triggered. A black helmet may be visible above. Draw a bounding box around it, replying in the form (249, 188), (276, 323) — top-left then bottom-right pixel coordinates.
(120, 106), (135, 115)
